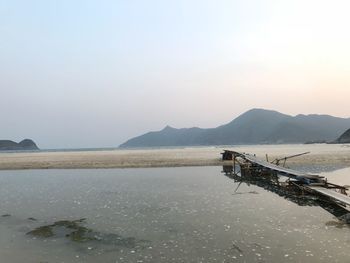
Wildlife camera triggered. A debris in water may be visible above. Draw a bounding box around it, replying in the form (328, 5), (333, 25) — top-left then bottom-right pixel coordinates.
(1, 214), (11, 217)
(26, 218), (150, 249)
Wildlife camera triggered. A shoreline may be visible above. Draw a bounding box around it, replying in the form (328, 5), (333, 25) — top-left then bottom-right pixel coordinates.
(0, 144), (350, 170)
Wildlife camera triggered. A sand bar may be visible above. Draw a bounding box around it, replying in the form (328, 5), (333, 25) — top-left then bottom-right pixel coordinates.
(0, 144), (349, 170)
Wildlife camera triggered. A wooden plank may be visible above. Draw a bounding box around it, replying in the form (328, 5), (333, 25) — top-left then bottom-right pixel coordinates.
(236, 152), (324, 181)
(308, 186), (350, 206)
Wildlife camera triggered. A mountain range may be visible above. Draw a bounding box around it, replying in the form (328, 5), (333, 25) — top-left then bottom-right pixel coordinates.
(119, 109), (350, 148)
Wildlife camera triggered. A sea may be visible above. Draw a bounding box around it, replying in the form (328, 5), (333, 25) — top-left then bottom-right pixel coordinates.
(0, 147), (350, 262)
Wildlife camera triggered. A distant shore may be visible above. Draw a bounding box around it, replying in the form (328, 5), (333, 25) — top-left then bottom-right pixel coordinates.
(0, 144), (349, 170)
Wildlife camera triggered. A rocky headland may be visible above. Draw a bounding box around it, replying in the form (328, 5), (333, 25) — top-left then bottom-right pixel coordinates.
(0, 139), (39, 151)
(335, 129), (350, 143)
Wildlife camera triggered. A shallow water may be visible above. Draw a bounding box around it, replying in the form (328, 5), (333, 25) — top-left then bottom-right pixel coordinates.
(0, 167), (350, 262)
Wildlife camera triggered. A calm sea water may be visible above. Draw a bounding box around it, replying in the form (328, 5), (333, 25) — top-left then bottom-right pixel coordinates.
(0, 166), (350, 263)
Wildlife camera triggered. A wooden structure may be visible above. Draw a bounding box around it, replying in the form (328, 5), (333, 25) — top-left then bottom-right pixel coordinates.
(222, 165), (350, 219)
(221, 150), (350, 207)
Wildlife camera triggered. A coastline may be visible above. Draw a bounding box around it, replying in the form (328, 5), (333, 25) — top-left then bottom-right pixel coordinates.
(0, 144), (350, 170)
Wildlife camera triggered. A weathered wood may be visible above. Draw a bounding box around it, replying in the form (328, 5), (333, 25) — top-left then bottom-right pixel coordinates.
(223, 149), (350, 207)
(308, 186), (350, 206)
(221, 150), (233, 160)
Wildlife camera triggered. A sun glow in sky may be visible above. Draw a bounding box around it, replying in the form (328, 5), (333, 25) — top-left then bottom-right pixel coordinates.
(1, 0), (350, 148)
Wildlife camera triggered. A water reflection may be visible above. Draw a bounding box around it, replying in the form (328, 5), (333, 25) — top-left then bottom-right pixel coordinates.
(222, 165), (350, 222)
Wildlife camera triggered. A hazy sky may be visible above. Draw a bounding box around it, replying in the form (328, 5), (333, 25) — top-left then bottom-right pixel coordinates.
(1, 0), (350, 149)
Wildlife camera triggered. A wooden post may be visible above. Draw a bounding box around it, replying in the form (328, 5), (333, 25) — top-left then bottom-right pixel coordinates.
(233, 153), (236, 174)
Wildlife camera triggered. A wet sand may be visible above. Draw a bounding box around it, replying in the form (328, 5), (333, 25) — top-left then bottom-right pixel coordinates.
(0, 144), (349, 170)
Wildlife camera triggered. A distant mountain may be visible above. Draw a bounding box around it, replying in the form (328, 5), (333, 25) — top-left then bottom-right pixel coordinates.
(0, 139), (39, 151)
(119, 109), (350, 148)
(335, 128), (350, 143)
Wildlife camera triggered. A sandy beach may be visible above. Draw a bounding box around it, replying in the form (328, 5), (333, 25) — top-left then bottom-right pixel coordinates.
(0, 144), (349, 170)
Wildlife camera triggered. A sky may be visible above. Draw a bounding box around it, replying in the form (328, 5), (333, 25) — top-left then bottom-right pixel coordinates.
(1, 0), (350, 149)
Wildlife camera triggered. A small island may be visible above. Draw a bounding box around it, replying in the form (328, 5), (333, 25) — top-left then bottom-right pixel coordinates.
(0, 139), (39, 151)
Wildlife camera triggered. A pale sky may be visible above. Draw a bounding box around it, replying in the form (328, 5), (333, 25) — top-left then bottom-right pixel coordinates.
(1, 0), (350, 149)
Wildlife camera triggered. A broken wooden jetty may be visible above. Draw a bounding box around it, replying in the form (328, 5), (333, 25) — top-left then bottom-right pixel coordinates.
(222, 165), (350, 220)
(221, 150), (350, 207)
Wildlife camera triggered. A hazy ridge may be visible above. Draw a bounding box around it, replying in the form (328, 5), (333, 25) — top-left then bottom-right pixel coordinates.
(120, 109), (350, 148)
